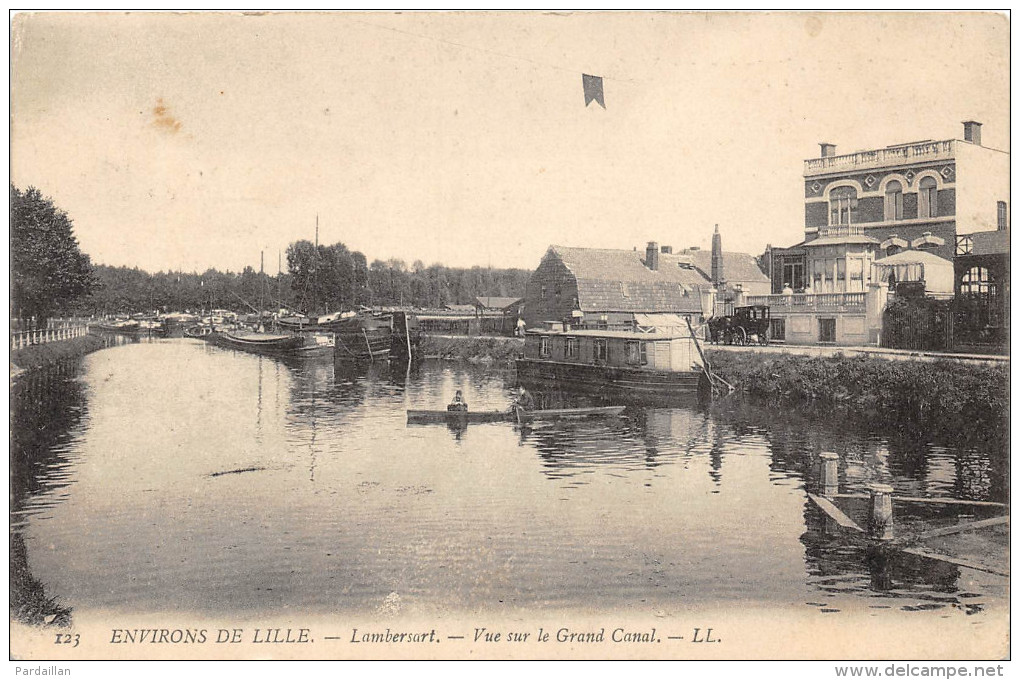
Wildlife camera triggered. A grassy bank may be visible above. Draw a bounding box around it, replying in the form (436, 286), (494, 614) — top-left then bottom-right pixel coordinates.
(419, 335), (524, 363)
(10, 533), (72, 628)
(705, 349), (1009, 448)
(11, 333), (109, 375)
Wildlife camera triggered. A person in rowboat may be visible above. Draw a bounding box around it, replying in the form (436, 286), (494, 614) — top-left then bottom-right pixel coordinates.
(513, 386), (535, 412)
(447, 390), (468, 412)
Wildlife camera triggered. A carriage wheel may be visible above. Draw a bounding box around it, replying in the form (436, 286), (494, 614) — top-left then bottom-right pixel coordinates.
(736, 327), (748, 346)
(759, 329), (769, 346)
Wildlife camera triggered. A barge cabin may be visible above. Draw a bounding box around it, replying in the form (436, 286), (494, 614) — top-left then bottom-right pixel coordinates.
(516, 321), (708, 395)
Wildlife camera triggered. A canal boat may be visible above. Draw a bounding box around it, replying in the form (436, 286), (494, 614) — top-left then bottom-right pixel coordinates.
(276, 310), (344, 332)
(208, 330), (335, 357)
(160, 312), (200, 338)
(184, 324), (214, 338)
(515, 322), (711, 395)
(93, 319), (164, 337)
(332, 311), (394, 361)
(407, 405), (626, 424)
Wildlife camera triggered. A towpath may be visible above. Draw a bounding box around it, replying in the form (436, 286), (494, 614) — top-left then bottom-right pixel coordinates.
(706, 342), (1008, 366)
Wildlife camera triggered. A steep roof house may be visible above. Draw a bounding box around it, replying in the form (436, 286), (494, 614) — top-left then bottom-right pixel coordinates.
(523, 239), (767, 330)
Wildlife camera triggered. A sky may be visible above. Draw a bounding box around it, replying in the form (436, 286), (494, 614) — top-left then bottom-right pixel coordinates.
(10, 11), (1010, 274)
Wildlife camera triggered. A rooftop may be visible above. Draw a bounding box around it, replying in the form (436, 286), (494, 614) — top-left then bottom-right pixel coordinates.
(873, 249), (954, 266)
(526, 327), (694, 340)
(475, 296), (523, 309)
(804, 139), (957, 177)
(675, 248), (771, 284)
(547, 245), (708, 314)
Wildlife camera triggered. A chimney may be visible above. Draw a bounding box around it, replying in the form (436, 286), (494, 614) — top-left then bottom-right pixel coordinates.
(819, 142), (837, 158)
(711, 224), (724, 287)
(660, 245), (672, 254)
(645, 241), (659, 271)
(963, 121), (982, 146)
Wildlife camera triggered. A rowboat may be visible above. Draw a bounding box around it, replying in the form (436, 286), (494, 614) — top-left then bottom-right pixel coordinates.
(406, 405), (626, 425)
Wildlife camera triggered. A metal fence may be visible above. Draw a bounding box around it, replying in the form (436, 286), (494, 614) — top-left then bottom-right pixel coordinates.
(881, 295), (1008, 354)
(10, 325), (91, 350)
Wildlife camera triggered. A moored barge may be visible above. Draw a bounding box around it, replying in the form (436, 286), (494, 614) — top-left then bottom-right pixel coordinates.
(515, 324), (709, 394)
(208, 330), (335, 357)
(332, 311), (394, 361)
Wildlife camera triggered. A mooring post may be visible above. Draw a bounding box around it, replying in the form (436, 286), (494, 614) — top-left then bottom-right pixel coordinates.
(819, 452), (839, 497)
(868, 483), (895, 541)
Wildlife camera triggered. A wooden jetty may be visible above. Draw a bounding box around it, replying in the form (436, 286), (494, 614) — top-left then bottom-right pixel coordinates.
(807, 452), (1009, 577)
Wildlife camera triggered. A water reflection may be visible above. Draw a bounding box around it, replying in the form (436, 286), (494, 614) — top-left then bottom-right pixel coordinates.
(522, 408), (717, 482)
(11, 359), (90, 521)
(718, 398), (1006, 504)
(9, 341), (1007, 620)
(798, 504), (994, 616)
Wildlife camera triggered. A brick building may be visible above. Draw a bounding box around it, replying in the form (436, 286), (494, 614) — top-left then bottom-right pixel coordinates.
(756, 121), (1009, 346)
(522, 237), (769, 330)
(770, 121), (1008, 294)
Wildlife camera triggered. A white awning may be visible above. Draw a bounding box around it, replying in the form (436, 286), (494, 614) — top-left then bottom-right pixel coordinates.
(632, 313), (691, 331)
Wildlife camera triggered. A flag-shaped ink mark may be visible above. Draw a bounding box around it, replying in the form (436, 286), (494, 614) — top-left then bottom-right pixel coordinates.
(582, 74), (605, 108)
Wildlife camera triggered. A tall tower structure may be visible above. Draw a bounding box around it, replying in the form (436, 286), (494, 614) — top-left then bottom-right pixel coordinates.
(711, 224), (724, 288)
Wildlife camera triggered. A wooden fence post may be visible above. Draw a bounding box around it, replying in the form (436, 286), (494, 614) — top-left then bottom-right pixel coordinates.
(868, 483), (895, 541)
(819, 452), (839, 496)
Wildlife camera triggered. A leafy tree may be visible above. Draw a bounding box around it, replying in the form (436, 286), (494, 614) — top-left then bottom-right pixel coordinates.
(70, 238), (530, 317)
(11, 185), (97, 325)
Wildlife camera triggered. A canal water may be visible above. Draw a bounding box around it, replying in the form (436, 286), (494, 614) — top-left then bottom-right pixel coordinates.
(10, 338), (1008, 622)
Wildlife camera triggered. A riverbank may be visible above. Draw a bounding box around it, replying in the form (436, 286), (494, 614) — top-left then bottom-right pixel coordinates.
(10, 333), (109, 379)
(11, 533), (72, 627)
(419, 334), (524, 363)
(415, 337), (1008, 448)
(705, 349), (1008, 449)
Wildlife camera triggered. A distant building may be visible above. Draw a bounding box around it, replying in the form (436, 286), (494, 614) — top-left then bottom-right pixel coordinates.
(675, 224), (771, 312)
(758, 121), (1008, 346)
(474, 296), (524, 318)
(523, 235), (769, 331)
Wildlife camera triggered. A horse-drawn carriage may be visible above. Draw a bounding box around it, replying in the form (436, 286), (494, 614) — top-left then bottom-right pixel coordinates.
(708, 305), (771, 346)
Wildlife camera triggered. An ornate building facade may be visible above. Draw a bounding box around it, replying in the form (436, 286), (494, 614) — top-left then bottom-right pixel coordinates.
(757, 121), (1008, 346)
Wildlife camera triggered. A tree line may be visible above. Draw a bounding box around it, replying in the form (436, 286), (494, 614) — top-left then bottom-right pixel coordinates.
(80, 257), (530, 316)
(11, 184), (531, 322)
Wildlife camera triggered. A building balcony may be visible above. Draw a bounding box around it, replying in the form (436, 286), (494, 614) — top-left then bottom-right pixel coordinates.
(816, 225), (866, 238)
(746, 292), (867, 310)
(804, 139), (956, 177)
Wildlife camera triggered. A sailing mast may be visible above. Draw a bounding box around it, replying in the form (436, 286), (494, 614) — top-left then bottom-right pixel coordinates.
(259, 250), (265, 330)
(315, 214), (326, 315)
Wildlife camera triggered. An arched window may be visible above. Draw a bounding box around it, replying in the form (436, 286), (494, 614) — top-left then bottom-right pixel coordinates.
(884, 181), (903, 220)
(960, 267), (993, 296)
(918, 177), (938, 218)
(880, 236), (908, 257)
(829, 186), (858, 225)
